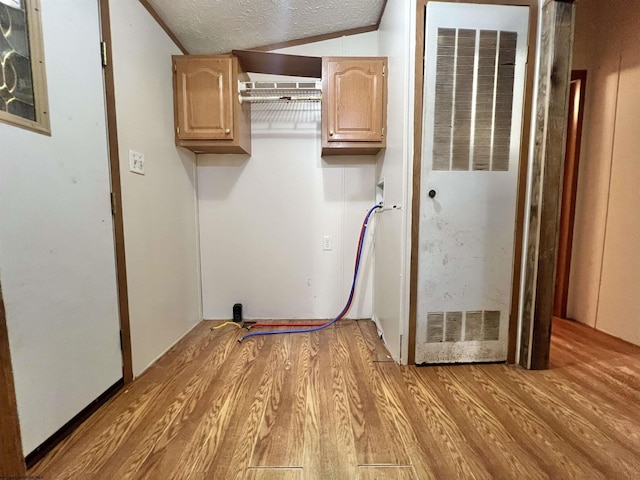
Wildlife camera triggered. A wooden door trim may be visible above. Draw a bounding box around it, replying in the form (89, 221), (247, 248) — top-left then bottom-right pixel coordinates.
(408, 0), (539, 365)
(0, 281), (26, 476)
(99, 0), (134, 383)
(554, 70), (587, 318)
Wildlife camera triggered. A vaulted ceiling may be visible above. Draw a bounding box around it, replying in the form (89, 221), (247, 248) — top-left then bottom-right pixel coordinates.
(144, 0), (386, 55)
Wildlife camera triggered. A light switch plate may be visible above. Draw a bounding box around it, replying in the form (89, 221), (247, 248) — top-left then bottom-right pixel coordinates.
(129, 149), (145, 175)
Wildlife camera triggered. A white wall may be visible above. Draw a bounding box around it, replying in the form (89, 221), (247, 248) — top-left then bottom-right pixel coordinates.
(373, 0), (416, 363)
(569, 0), (640, 345)
(0, 1), (122, 453)
(109, 0), (202, 375)
(198, 33), (378, 321)
(567, 0), (615, 329)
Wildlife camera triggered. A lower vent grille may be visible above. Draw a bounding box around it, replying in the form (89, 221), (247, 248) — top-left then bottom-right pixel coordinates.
(426, 310), (501, 343)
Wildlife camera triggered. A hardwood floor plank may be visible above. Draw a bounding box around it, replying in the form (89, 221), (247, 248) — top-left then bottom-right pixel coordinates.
(302, 328), (359, 480)
(245, 468), (302, 480)
(135, 334), (272, 480)
(466, 366), (603, 479)
(30, 324), (226, 477)
(137, 322), (214, 371)
(29, 323), (225, 476)
(553, 317), (640, 356)
(301, 330), (322, 480)
(359, 466), (417, 480)
(357, 320), (393, 362)
(187, 334), (280, 480)
(28, 390), (122, 475)
(372, 363), (439, 480)
(550, 336), (640, 406)
(551, 321), (640, 368)
(412, 367), (546, 479)
(540, 367), (640, 444)
(30, 318), (640, 480)
(501, 365), (640, 478)
(529, 363), (640, 451)
(338, 322), (409, 466)
(250, 333), (309, 467)
(548, 344), (640, 422)
(44, 383), (164, 480)
(95, 328), (239, 479)
(378, 362), (492, 479)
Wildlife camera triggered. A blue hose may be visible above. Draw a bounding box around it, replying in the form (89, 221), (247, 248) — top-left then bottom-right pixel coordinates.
(238, 204), (381, 343)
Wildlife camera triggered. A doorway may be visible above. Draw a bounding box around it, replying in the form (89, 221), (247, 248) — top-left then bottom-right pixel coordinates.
(0, 0), (131, 470)
(553, 70), (587, 319)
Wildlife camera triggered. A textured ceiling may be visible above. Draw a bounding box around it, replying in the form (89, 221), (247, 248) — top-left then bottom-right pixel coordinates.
(145, 0), (385, 54)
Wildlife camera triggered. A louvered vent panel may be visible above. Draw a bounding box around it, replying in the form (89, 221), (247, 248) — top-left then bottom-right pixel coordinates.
(483, 311), (501, 341)
(427, 310), (502, 343)
(452, 29), (475, 170)
(473, 30), (497, 171)
(433, 28), (456, 171)
(426, 312), (444, 343)
(445, 311), (463, 342)
(493, 32), (517, 171)
(431, 29), (518, 172)
(465, 311), (483, 341)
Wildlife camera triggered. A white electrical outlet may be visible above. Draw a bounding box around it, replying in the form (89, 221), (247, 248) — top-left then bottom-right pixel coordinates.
(129, 149), (145, 175)
(323, 235), (333, 251)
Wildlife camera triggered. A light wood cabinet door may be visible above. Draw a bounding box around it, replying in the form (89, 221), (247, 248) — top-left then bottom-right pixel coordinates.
(175, 57), (234, 141)
(324, 58), (386, 143)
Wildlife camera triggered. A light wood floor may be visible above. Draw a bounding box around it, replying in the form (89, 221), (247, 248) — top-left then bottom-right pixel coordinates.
(31, 318), (640, 479)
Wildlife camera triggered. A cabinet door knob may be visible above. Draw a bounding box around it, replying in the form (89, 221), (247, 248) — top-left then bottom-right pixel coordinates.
(329, 131), (334, 137)
(225, 128), (231, 134)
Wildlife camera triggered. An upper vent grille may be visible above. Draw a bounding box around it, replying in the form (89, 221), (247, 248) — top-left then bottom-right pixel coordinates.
(432, 28), (517, 172)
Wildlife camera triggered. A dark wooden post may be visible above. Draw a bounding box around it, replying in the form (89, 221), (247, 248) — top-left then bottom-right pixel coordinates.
(520, 0), (575, 369)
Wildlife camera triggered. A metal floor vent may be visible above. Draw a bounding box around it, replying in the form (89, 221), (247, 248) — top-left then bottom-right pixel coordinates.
(432, 28), (517, 172)
(426, 310), (501, 343)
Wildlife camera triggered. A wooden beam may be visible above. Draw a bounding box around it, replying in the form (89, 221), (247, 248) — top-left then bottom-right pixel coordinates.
(0, 281), (26, 476)
(519, 0), (575, 370)
(376, 0), (389, 28)
(232, 50), (322, 78)
(249, 25), (378, 52)
(138, 0), (189, 54)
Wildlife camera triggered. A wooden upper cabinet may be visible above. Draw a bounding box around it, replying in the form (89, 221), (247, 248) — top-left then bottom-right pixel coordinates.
(322, 57), (387, 155)
(176, 57), (233, 140)
(172, 55), (251, 154)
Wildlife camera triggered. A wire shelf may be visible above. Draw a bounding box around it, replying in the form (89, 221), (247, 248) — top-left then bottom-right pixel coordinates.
(238, 81), (322, 103)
